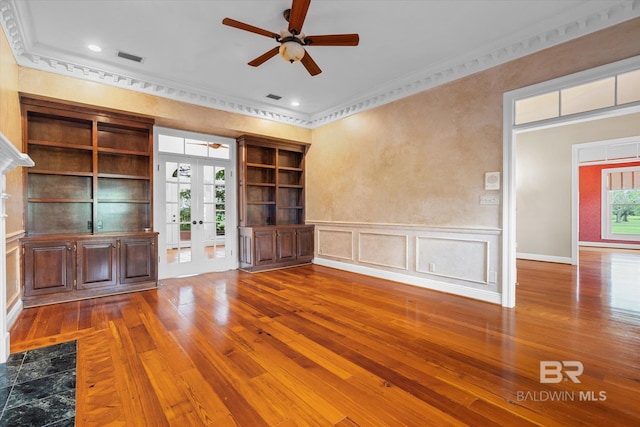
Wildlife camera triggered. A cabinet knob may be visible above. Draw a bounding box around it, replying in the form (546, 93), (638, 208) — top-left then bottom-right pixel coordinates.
(192, 220), (197, 225)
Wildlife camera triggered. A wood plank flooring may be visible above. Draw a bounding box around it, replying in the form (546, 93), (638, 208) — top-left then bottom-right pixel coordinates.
(9, 248), (640, 426)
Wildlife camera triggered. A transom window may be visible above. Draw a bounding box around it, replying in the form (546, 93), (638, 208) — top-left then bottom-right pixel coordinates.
(515, 68), (640, 125)
(158, 133), (230, 159)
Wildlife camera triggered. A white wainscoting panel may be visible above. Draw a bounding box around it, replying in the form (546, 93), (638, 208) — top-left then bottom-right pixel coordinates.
(317, 229), (354, 261)
(417, 236), (489, 284)
(309, 221), (502, 304)
(5, 242), (20, 309)
(359, 232), (408, 270)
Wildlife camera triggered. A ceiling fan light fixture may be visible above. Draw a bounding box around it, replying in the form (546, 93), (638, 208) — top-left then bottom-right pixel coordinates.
(279, 40), (305, 63)
(222, 0), (359, 75)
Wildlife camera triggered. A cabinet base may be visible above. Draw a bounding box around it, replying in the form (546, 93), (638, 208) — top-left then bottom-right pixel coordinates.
(22, 281), (157, 308)
(239, 261), (312, 273)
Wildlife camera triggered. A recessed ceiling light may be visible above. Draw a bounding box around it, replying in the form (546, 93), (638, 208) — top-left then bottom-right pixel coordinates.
(291, 100), (300, 107)
(87, 44), (102, 52)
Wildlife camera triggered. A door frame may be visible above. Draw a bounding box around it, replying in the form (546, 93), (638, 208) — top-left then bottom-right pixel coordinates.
(502, 55), (640, 308)
(154, 127), (238, 278)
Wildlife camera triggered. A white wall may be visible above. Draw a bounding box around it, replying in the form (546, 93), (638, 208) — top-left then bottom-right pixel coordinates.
(516, 112), (640, 262)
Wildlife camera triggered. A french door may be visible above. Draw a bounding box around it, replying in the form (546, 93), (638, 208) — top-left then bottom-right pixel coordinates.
(156, 154), (236, 278)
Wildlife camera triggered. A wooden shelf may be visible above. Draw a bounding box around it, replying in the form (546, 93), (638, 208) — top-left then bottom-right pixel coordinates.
(98, 173), (150, 180)
(29, 170), (93, 177)
(247, 163), (276, 169)
(97, 146), (150, 156)
(28, 198), (93, 203)
(246, 182), (276, 187)
(28, 140), (94, 151)
(98, 199), (150, 204)
(237, 135), (313, 271)
(20, 96), (157, 306)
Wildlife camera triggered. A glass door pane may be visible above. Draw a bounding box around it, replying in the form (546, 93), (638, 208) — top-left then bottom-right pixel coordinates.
(200, 165), (226, 260)
(165, 162), (192, 265)
(215, 166), (227, 258)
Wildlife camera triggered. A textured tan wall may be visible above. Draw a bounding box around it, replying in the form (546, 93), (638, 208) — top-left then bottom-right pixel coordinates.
(307, 18), (640, 229)
(516, 113), (640, 258)
(18, 68), (311, 144)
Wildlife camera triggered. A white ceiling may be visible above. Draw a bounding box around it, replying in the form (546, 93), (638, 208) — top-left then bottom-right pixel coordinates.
(1, 0), (638, 127)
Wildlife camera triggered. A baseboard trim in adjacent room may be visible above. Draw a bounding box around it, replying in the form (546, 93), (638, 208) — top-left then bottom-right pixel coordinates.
(516, 252), (573, 264)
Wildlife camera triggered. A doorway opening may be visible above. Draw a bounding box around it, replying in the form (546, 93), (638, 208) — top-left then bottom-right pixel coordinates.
(503, 55), (640, 307)
(154, 127), (237, 278)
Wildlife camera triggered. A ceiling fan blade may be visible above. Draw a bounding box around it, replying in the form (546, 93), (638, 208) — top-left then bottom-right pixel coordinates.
(248, 47), (280, 67)
(305, 34), (360, 46)
(300, 51), (322, 76)
(288, 0), (311, 34)
(222, 18), (279, 39)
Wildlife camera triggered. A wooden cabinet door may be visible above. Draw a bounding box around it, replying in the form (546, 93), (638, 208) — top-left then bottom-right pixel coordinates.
(23, 241), (74, 297)
(254, 229), (276, 266)
(119, 236), (157, 285)
(276, 228), (297, 262)
(76, 239), (118, 290)
(296, 226), (314, 261)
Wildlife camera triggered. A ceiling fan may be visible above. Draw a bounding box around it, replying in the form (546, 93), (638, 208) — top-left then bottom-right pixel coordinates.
(222, 0), (359, 76)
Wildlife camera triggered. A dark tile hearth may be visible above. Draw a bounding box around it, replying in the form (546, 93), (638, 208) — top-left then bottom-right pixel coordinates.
(0, 341), (76, 426)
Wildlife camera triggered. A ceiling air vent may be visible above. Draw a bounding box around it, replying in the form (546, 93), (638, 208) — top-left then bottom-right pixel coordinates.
(266, 93), (282, 101)
(117, 50), (144, 63)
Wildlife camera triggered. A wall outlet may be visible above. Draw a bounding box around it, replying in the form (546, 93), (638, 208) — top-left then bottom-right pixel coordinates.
(428, 263), (436, 273)
(480, 195), (500, 205)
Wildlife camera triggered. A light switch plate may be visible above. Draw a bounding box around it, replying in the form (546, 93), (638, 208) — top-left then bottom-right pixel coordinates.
(480, 195), (500, 205)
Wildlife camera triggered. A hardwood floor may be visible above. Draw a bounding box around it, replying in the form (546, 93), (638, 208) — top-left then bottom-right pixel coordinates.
(9, 248), (640, 426)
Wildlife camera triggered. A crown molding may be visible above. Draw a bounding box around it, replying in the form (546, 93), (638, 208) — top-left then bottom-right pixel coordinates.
(2, 0), (639, 129)
(310, 0), (640, 127)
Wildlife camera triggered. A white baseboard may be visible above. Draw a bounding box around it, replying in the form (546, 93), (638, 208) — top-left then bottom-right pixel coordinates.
(579, 241), (640, 250)
(516, 252), (573, 264)
(313, 257), (502, 305)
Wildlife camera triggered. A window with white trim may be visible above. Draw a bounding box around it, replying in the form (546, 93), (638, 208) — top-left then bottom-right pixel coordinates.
(602, 166), (640, 241)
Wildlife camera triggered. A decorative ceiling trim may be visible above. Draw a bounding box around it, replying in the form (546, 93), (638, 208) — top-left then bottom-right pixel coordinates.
(1, 0), (639, 129)
(310, 0), (640, 127)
